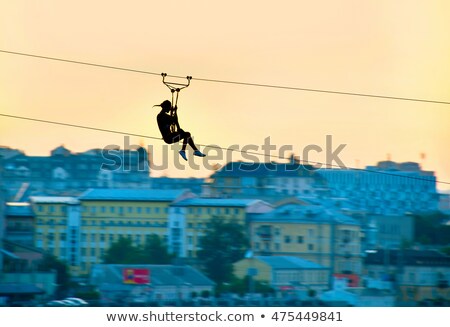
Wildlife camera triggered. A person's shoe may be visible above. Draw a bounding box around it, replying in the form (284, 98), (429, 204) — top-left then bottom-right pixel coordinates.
(194, 150), (206, 157)
(179, 150), (187, 161)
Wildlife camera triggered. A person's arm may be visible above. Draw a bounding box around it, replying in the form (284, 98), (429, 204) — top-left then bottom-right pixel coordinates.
(172, 106), (181, 131)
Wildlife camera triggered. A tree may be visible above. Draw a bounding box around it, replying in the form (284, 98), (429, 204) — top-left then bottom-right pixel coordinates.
(103, 234), (173, 265)
(103, 236), (141, 264)
(414, 213), (450, 245)
(38, 254), (71, 298)
(197, 217), (249, 285)
(139, 234), (173, 264)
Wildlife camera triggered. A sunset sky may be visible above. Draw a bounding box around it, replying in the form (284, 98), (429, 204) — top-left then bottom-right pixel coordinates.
(0, 1), (449, 189)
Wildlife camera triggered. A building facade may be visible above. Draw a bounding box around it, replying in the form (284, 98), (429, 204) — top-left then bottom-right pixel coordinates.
(90, 264), (215, 305)
(248, 200), (363, 279)
(31, 189), (195, 276)
(318, 161), (438, 215)
(168, 198), (272, 259)
(207, 159), (326, 201)
(4, 202), (35, 246)
(364, 249), (450, 303)
(234, 256), (330, 299)
(1, 145), (151, 201)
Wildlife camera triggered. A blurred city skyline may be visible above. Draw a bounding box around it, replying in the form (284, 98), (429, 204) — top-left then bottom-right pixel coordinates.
(1, 1), (449, 187)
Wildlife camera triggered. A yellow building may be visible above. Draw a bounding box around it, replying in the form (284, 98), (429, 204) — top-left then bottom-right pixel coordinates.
(168, 198), (272, 258)
(234, 256), (329, 298)
(31, 196), (81, 275)
(31, 189), (195, 276)
(248, 200), (362, 281)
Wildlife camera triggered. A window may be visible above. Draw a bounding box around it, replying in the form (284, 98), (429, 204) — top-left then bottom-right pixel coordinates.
(188, 236), (193, 245)
(225, 208), (230, 214)
(297, 236), (304, 244)
(155, 207), (160, 214)
(49, 206), (55, 213)
(90, 234), (96, 242)
(308, 244), (314, 251)
(137, 207), (142, 214)
(146, 207), (151, 214)
(284, 236), (291, 243)
(110, 207), (115, 213)
(91, 206), (96, 214)
(90, 248), (96, 256)
(101, 206), (106, 213)
(60, 233), (66, 241)
(275, 243), (280, 251)
(128, 207), (133, 214)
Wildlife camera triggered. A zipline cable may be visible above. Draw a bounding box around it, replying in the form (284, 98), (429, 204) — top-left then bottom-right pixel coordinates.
(1, 112), (448, 185)
(1, 49), (450, 105)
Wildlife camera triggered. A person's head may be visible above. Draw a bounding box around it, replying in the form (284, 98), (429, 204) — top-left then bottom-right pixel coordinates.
(159, 100), (172, 112)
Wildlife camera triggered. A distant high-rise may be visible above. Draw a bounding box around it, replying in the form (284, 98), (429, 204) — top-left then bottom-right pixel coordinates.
(318, 161), (438, 215)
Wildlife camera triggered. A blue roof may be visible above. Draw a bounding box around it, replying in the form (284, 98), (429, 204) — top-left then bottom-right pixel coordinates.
(172, 198), (259, 207)
(212, 161), (317, 178)
(248, 203), (359, 225)
(91, 264), (215, 287)
(255, 256), (326, 269)
(79, 189), (188, 202)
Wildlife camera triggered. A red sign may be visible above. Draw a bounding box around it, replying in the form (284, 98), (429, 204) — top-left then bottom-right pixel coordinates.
(123, 268), (150, 284)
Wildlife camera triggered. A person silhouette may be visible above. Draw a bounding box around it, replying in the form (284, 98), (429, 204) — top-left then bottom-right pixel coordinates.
(155, 100), (206, 161)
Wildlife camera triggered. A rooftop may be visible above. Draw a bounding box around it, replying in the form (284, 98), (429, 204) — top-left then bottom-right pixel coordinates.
(79, 188), (190, 202)
(29, 196), (79, 205)
(171, 198), (261, 208)
(90, 264), (215, 289)
(5, 202), (34, 216)
(364, 249), (450, 267)
(212, 161), (317, 178)
(248, 203), (359, 225)
(255, 256), (327, 270)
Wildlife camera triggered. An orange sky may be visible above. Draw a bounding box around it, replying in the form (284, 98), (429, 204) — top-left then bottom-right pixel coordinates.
(0, 1), (449, 190)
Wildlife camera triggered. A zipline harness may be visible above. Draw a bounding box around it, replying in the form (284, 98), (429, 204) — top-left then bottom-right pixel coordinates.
(161, 73), (192, 133)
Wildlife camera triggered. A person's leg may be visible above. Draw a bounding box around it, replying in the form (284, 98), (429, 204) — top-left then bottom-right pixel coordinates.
(183, 131), (206, 157)
(183, 131), (198, 151)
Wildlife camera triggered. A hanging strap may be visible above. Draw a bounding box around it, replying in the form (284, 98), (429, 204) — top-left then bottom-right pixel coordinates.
(161, 73), (192, 133)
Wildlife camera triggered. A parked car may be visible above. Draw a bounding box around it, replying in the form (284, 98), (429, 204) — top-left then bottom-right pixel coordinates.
(46, 300), (68, 307)
(64, 297), (88, 306)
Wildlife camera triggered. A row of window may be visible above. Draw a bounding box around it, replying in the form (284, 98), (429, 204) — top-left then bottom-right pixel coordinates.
(37, 205), (245, 216)
(86, 206), (168, 215)
(37, 219), (168, 227)
(39, 233), (168, 243)
(254, 242), (315, 251)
